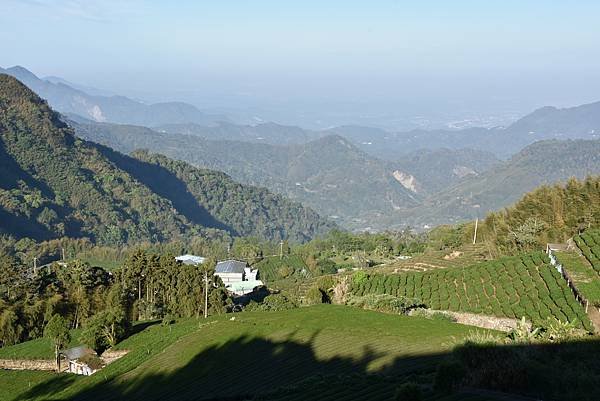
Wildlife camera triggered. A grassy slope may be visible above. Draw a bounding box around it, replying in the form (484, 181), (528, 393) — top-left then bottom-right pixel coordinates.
(0, 330), (82, 360)
(1, 306), (488, 401)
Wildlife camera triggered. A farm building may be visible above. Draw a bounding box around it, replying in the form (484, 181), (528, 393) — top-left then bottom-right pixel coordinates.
(215, 259), (263, 295)
(215, 260), (249, 283)
(228, 280), (265, 296)
(175, 254), (206, 265)
(60, 346), (100, 376)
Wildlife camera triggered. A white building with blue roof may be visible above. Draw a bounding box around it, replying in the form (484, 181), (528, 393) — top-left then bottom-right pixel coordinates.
(215, 259), (263, 295)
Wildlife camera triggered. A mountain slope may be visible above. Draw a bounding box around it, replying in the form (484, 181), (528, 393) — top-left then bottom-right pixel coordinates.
(394, 148), (500, 195)
(70, 119), (423, 230)
(329, 102), (600, 160)
(0, 74), (333, 243)
(156, 121), (320, 145)
(0, 66), (226, 126)
(401, 139), (600, 227)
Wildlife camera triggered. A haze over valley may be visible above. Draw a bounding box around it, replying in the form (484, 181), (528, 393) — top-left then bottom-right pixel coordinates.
(2, 3), (600, 401)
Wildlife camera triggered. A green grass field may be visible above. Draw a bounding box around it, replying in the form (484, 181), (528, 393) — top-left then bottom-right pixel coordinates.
(352, 253), (593, 331)
(0, 329), (82, 360)
(1, 305), (495, 401)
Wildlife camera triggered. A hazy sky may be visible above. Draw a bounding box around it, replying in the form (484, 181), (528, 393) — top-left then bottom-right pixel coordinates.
(2, 0), (600, 128)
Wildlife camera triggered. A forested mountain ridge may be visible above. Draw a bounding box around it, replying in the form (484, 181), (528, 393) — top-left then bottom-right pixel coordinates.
(71, 118), (507, 230)
(0, 66), (226, 126)
(0, 74), (334, 244)
(71, 119), (423, 229)
(326, 101), (600, 160)
(399, 139), (600, 227)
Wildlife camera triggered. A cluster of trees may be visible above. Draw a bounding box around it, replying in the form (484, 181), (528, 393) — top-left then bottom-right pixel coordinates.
(0, 74), (333, 248)
(118, 250), (231, 320)
(480, 176), (600, 254)
(0, 245), (232, 350)
(297, 229), (427, 260)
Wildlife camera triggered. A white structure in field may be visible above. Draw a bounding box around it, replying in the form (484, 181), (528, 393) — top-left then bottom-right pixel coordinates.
(214, 259), (263, 295)
(175, 254), (206, 265)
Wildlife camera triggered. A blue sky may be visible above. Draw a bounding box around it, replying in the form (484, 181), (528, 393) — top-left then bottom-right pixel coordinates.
(2, 0), (600, 127)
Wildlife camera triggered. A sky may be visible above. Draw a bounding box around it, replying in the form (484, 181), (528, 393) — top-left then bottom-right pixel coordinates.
(2, 0), (600, 129)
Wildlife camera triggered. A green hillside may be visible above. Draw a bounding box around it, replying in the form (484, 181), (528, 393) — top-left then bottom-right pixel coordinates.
(72, 119), (421, 230)
(0, 306), (484, 401)
(0, 74), (333, 244)
(404, 140), (600, 227)
(351, 253), (593, 331)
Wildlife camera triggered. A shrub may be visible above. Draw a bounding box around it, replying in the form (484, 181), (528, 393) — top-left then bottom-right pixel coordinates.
(255, 293), (298, 311)
(347, 294), (424, 314)
(352, 270), (368, 287)
(161, 314), (175, 327)
(305, 286), (326, 305)
(78, 354), (104, 371)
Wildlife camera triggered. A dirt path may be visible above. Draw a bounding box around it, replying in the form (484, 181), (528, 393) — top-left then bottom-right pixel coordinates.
(586, 304), (600, 332)
(0, 359), (56, 371)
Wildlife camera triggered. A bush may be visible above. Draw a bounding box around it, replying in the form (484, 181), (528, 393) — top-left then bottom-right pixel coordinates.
(352, 270), (368, 287)
(395, 382), (422, 401)
(258, 293), (298, 311)
(161, 314), (175, 327)
(305, 286), (326, 305)
(347, 294), (424, 315)
(78, 354), (104, 370)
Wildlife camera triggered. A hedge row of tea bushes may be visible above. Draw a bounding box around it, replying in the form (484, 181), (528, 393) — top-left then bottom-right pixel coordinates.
(574, 229), (600, 275)
(350, 253), (593, 331)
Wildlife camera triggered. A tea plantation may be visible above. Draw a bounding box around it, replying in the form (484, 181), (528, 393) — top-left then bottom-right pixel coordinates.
(351, 253), (593, 330)
(574, 229), (600, 276)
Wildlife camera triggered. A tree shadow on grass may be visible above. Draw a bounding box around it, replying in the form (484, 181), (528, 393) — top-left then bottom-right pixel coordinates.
(18, 331), (446, 401)
(126, 320), (161, 338)
(16, 334), (600, 401)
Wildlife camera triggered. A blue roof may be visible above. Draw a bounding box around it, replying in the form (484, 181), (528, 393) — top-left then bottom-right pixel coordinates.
(215, 260), (247, 274)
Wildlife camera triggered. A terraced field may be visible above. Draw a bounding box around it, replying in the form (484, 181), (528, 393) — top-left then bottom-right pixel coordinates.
(373, 244), (489, 274)
(554, 251), (600, 305)
(1, 306), (490, 401)
(574, 229), (600, 276)
(351, 253), (593, 330)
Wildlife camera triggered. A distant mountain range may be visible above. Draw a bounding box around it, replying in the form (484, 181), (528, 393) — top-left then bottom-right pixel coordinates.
(396, 138), (600, 228)
(0, 66), (227, 127)
(157, 104), (600, 160)
(5, 66), (600, 232)
(70, 117), (500, 230)
(71, 115), (600, 231)
(4, 66), (600, 161)
(0, 74), (333, 244)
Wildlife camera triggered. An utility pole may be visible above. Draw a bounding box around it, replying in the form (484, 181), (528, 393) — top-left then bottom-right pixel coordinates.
(203, 270), (209, 319)
(473, 218), (479, 245)
(279, 241), (284, 260)
(61, 248), (65, 261)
